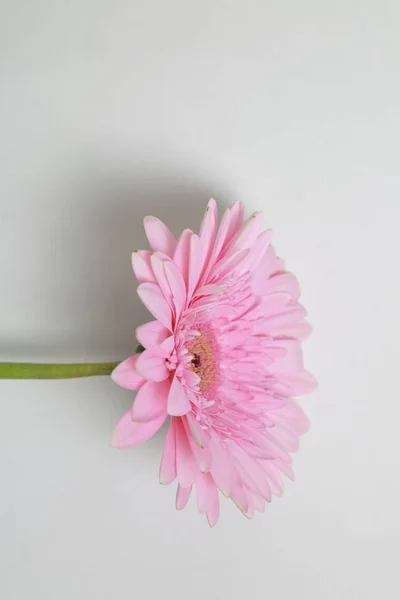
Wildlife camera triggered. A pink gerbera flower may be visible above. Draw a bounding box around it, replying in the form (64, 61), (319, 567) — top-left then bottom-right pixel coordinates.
(112, 199), (316, 526)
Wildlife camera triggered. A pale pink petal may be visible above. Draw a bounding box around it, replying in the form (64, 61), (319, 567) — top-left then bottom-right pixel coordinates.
(182, 418), (212, 472)
(175, 418), (199, 488)
(159, 418), (177, 485)
(131, 380), (169, 422)
(209, 438), (235, 497)
(244, 229), (273, 272)
(173, 228), (192, 287)
(167, 375), (191, 416)
(186, 412), (204, 448)
(199, 198), (218, 275)
(144, 216), (177, 257)
(269, 339), (304, 374)
(212, 248), (251, 281)
(111, 355), (145, 390)
(137, 282), (173, 331)
(206, 495), (220, 527)
(158, 335), (175, 357)
(164, 260), (187, 318)
(266, 272), (300, 299)
(150, 253), (174, 310)
(176, 484), (192, 510)
(230, 484), (249, 514)
(135, 349), (169, 382)
(112, 409), (166, 449)
(136, 320), (170, 349)
(131, 250), (156, 284)
(203, 207), (232, 278)
(229, 442), (271, 500)
(225, 201), (244, 244)
(196, 472), (217, 513)
(230, 212), (263, 252)
(278, 371), (318, 396)
(187, 234), (203, 299)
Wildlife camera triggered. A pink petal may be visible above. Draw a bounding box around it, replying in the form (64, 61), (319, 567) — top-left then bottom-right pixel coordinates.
(196, 472), (217, 513)
(212, 248), (250, 280)
(225, 201), (244, 244)
(164, 260), (187, 318)
(208, 438), (234, 497)
(270, 339), (304, 373)
(266, 272), (300, 299)
(150, 253), (174, 311)
(131, 250), (156, 284)
(136, 321), (170, 349)
(186, 412), (204, 448)
(182, 418), (212, 472)
(159, 418), (177, 485)
(167, 375), (191, 416)
(279, 371), (318, 396)
(135, 349), (169, 382)
(204, 207), (232, 278)
(262, 305), (309, 338)
(175, 418), (199, 488)
(111, 355), (145, 390)
(229, 442), (271, 500)
(230, 484), (249, 514)
(173, 228), (192, 288)
(137, 282), (173, 331)
(187, 234), (203, 299)
(230, 212), (263, 252)
(244, 229), (273, 272)
(111, 409), (166, 449)
(158, 335), (175, 357)
(176, 484), (192, 510)
(199, 198), (218, 275)
(144, 216), (177, 257)
(206, 496), (220, 527)
(131, 380), (169, 422)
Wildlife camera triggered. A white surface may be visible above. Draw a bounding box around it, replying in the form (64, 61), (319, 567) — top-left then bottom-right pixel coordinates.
(1, 1), (399, 598)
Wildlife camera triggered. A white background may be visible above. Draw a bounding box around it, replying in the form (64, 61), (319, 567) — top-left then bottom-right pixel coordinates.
(1, 1), (399, 598)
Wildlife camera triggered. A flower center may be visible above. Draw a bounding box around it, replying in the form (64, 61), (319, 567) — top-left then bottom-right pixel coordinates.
(187, 327), (217, 396)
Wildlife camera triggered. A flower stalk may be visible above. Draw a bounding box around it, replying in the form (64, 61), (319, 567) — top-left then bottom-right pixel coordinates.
(0, 361), (120, 379)
(0, 346), (145, 380)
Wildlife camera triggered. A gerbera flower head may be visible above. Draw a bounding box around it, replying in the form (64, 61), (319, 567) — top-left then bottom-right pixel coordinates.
(112, 199), (316, 526)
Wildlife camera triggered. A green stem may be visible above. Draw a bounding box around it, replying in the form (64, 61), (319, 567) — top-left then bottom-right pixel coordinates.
(0, 361), (121, 379)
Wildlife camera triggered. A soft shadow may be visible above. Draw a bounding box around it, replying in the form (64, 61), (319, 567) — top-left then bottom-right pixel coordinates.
(1, 165), (232, 361)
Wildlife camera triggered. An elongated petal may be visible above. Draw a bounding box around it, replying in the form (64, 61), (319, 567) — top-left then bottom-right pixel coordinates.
(196, 472), (217, 513)
(187, 234), (203, 299)
(199, 198), (218, 276)
(132, 250), (156, 284)
(269, 339), (304, 373)
(111, 355), (145, 390)
(164, 260), (187, 318)
(160, 418), (177, 485)
(167, 375), (191, 416)
(144, 216), (177, 256)
(173, 228), (192, 287)
(206, 495), (220, 527)
(225, 201), (244, 244)
(150, 253), (174, 310)
(137, 282), (173, 331)
(176, 484), (192, 510)
(112, 410), (166, 448)
(175, 418), (199, 487)
(230, 211), (263, 252)
(135, 349), (169, 382)
(136, 321), (170, 349)
(131, 380), (169, 422)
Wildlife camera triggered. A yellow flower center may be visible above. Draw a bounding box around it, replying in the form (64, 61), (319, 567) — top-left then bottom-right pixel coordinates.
(187, 329), (217, 395)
